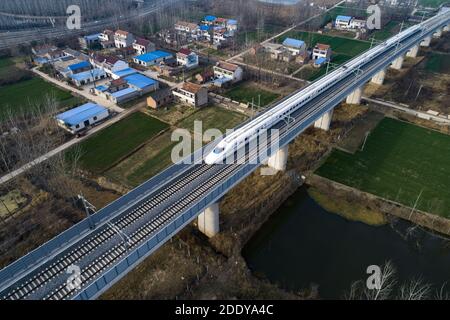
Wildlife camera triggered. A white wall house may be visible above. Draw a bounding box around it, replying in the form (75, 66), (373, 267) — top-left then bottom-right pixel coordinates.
(172, 82), (208, 107)
(213, 61), (243, 83)
(133, 38), (156, 55)
(90, 55), (129, 76)
(114, 30), (135, 48)
(176, 49), (199, 69)
(312, 43), (331, 61)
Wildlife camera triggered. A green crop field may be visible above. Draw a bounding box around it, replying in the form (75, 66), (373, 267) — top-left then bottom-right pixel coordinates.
(74, 112), (169, 173)
(179, 106), (247, 134)
(277, 31), (371, 57)
(316, 118), (450, 218)
(224, 82), (280, 107)
(0, 77), (81, 119)
(425, 52), (450, 73)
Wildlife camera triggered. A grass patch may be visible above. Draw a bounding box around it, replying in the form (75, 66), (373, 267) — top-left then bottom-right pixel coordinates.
(0, 190), (28, 218)
(308, 187), (387, 226)
(371, 21), (400, 41)
(424, 52), (450, 74)
(316, 118), (450, 218)
(0, 77), (82, 119)
(74, 112), (168, 173)
(178, 106), (248, 134)
(223, 82), (280, 107)
(277, 31), (370, 57)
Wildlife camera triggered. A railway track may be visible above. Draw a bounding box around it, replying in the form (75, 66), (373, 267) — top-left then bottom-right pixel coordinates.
(0, 10), (448, 300)
(0, 0), (178, 50)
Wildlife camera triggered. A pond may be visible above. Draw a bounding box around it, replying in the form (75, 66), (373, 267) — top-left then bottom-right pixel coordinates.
(243, 187), (450, 299)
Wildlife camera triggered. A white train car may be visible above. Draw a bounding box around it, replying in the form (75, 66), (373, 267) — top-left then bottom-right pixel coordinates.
(204, 17), (436, 165)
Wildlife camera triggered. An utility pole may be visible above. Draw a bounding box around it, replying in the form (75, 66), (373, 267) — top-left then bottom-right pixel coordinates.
(108, 222), (132, 251)
(78, 194), (96, 230)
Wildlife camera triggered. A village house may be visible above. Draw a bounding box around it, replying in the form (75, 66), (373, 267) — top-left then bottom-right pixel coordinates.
(350, 18), (367, 30)
(173, 82), (208, 107)
(78, 33), (101, 49)
(98, 29), (115, 49)
(133, 50), (174, 67)
(69, 68), (106, 87)
(108, 78), (128, 93)
(133, 38), (156, 55)
(56, 102), (109, 133)
(176, 48), (199, 69)
(213, 61), (243, 86)
(90, 54), (129, 77)
(147, 89), (174, 109)
(335, 15), (352, 29)
(282, 38), (306, 56)
(263, 43), (286, 60)
(32, 44), (66, 64)
(175, 21), (199, 34)
(114, 30), (135, 48)
(195, 69), (214, 84)
(312, 43), (331, 61)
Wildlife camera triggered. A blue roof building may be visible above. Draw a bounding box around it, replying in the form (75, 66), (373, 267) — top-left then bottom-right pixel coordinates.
(133, 51), (173, 66)
(69, 68), (106, 86)
(336, 15), (352, 22)
(335, 15), (353, 29)
(67, 61), (91, 72)
(282, 38), (305, 49)
(204, 15), (217, 22)
(124, 74), (159, 92)
(227, 19), (238, 25)
(314, 57), (327, 67)
(56, 103), (109, 132)
(112, 67), (138, 79)
(110, 87), (140, 103)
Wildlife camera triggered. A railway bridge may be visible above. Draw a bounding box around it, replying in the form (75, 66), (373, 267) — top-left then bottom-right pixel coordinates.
(0, 9), (449, 300)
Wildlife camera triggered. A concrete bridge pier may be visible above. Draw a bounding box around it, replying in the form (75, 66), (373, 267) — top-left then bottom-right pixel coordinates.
(390, 55), (404, 70)
(371, 69), (386, 85)
(346, 87), (363, 105)
(267, 145), (289, 171)
(433, 28), (442, 38)
(420, 36), (432, 47)
(314, 109), (334, 130)
(406, 44), (420, 58)
(198, 202), (219, 238)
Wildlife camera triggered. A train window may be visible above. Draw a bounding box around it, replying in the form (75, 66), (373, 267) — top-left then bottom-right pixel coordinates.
(213, 147), (225, 154)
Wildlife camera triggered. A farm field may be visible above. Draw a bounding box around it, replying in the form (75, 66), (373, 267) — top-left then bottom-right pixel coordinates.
(278, 31), (370, 57)
(74, 112), (169, 173)
(0, 77), (82, 119)
(316, 118), (450, 218)
(424, 52), (450, 74)
(178, 105), (248, 134)
(223, 82), (281, 107)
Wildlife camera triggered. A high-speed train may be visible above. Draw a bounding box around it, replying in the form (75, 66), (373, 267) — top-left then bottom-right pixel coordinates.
(204, 11), (448, 165)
